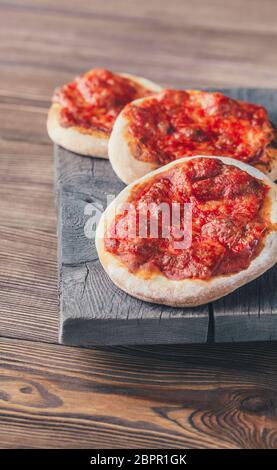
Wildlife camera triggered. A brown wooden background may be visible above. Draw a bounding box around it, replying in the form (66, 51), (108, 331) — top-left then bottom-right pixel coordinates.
(1, 0), (277, 449)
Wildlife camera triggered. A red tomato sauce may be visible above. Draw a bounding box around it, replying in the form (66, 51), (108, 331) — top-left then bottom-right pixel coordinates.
(53, 69), (155, 134)
(104, 158), (271, 280)
(124, 90), (276, 169)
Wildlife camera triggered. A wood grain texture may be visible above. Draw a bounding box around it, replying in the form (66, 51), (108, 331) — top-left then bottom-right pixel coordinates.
(1, 337), (277, 449)
(0, 93), (58, 342)
(1, 0), (277, 93)
(56, 146), (209, 346)
(213, 265), (277, 342)
(1, 0), (277, 449)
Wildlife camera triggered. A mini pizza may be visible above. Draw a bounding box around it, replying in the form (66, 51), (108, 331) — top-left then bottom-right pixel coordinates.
(109, 89), (277, 183)
(47, 68), (162, 158)
(96, 156), (277, 307)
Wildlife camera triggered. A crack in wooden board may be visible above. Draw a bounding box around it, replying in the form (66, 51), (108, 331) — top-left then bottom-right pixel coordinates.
(56, 88), (277, 346)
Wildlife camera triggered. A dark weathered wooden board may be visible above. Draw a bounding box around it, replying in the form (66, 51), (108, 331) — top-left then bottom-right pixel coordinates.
(209, 89), (277, 342)
(56, 147), (209, 346)
(56, 88), (277, 346)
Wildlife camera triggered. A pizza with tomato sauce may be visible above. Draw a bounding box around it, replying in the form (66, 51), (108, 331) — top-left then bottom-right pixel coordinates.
(96, 156), (277, 307)
(109, 89), (277, 183)
(47, 68), (161, 158)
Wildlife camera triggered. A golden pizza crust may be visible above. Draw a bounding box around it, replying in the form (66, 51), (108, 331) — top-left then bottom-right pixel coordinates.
(47, 103), (109, 158)
(96, 156), (277, 307)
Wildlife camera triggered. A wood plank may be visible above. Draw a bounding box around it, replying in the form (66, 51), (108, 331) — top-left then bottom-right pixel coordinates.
(56, 147), (209, 346)
(210, 91), (277, 342)
(0, 225), (58, 342)
(0, 98), (54, 229)
(0, 122), (58, 341)
(57, 89), (277, 347)
(0, 99), (49, 147)
(1, 0), (277, 450)
(4, 0), (277, 34)
(213, 265), (277, 342)
(1, 336), (277, 449)
(0, 0), (277, 95)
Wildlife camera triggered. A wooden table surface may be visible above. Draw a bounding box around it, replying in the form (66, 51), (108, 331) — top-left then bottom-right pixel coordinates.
(1, 0), (277, 449)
